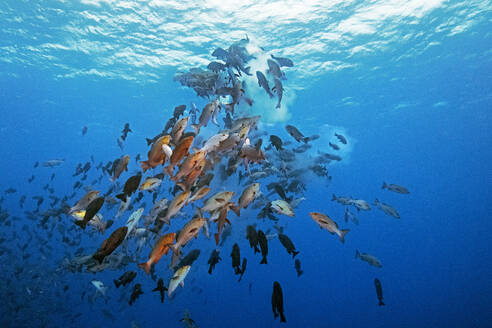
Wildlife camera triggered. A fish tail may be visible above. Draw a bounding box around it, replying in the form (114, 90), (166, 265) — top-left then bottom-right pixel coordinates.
(260, 256), (267, 264)
(292, 250), (300, 258)
(355, 249), (360, 259)
(339, 229), (349, 243)
(138, 262), (151, 275)
(331, 194), (337, 201)
(214, 233), (220, 245)
(140, 161), (151, 173)
(74, 220), (86, 230)
(190, 124), (200, 135)
(280, 312), (286, 322)
(146, 138), (153, 146)
(379, 300), (385, 306)
(208, 266), (212, 275)
(297, 270), (303, 277)
(244, 66), (251, 76)
(382, 182), (387, 189)
(113, 280), (120, 288)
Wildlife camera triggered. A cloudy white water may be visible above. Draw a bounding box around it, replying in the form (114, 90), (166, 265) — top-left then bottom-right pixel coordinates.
(1, 0), (490, 85)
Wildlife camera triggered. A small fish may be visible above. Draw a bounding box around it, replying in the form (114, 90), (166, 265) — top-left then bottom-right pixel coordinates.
(272, 281), (286, 322)
(168, 265), (191, 297)
(152, 278), (168, 303)
(278, 234), (299, 258)
(116, 174), (142, 202)
(270, 200), (294, 217)
(309, 212), (349, 243)
(82, 126), (88, 136)
(75, 196), (104, 230)
(334, 133), (347, 144)
(92, 226), (128, 264)
(382, 182), (409, 194)
(269, 135), (283, 150)
(129, 283), (143, 305)
(294, 259), (303, 277)
(139, 177), (162, 192)
(231, 243), (241, 275)
(238, 258), (247, 282)
(271, 54), (294, 67)
(344, 208), (359, 225)
(285, 125), (308, 143)
(257, 230), (268, 264)
(355, 250), (382, 268)
(329, 142), (340, 151)
(113, 271), (137, 288)
(91, 280), (107, 297)
(207, 249), (221, 275)
(272, 77), (283, 109)
(374, 278), (385, 306)
(246, 225), (260, 254)
(374, 198), (400, 218)
(256, 71), (274, 98)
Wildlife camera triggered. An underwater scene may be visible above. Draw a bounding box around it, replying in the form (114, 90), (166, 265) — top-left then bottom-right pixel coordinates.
(0, 1), (491, 327)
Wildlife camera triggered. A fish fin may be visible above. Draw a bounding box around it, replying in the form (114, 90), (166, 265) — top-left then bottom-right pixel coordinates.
(146, 138), (153, 146)
(280, 312), (286, 323)
(225, 218), (231, 225)
(260, 257), (267, 264)
(355, 249), (360, 259)
(138, 262), (151, 275)
(293, 250), (300, 258)
(339, 229), (349, 243)
(190, 124), (200, 135)
(113, 280), (119, 288)
(74, 220), (86, 230)
(331, 194), (337, 201)
(115, 193), (126, 202)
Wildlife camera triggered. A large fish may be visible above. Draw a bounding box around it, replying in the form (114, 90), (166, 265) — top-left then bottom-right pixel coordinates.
(234, 183), (260, 216)
(309, 212), (349, 243)
(164, 135), (194, 176)
(170, 116), (189, 146)
(141, 135), (171, 172)
(92, 226), (128, 264)
(201, 191), (235, 214)
(75, 196), (104, 229)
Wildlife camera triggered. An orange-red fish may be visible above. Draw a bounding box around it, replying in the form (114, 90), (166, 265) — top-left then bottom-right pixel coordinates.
(138, 232), (176, 274)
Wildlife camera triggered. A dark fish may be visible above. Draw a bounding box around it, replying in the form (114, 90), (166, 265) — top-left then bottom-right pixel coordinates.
(129, 283), (143, 306)
(113, 271), (136, 288)
(374, 278), (385, 306)
(246, 225), (260, 254)
(334, 133), (347, 144)
(294, 259), (303, 277)
(81, 126), (88, 136)
(75, 197), (104, 229)
(176, 249), (200, 271)
(116, 174), (142, 201)
(208, 249), (221, 275)
(92, 226), (128, 264)
(256, 71), (274, 98)
(274, 184), (288, 201)
(272, 281), (286, 322)
(207, 61), (227, 72)
(121, 123), (132, 140)
(257, 230), (268, 264)
(329, 142), (340, 151)
(231, 243), (241, 274)
(382, 182), (409, 194)
(271, 54), (294, 67)
(278, 234), (299, 258)
(33, 162), (39, 168)
(269, 135), (283, 151)
(28, 175), (35, 183)
(285, 125), (308, 143)
(152, 278), (168, 303)
(173, 105), (187, 118)
(212, 47), (229, 61)
(238, 258), (247, 282)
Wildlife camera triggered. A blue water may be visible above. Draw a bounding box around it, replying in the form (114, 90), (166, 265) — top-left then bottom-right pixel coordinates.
(1, 1), (491, 327)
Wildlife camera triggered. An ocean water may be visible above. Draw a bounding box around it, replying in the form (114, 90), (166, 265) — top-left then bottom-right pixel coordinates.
(0, 1), (491, 327)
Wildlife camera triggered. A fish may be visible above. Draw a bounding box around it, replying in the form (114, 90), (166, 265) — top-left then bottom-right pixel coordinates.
(238, 258), (247, 282)
(207, 61), (227, 72)
(271, 54), (294, 67)
(170, 217), (206, 255)
(117, 137), (124, 150)
(266, 59), (285, 80)
(234, 183), (260, 216)
(176, 249), (200, 270)
(308, 212), (349, 243)
(140, 135), (171, 172)
(43, 159), (64, 167)
(171, 150), (207, 183)
(191, 100), (220, 135)
(139, 232), (176, 274)
(272, 77), (283, 109)
(294, 259), (303, 277)
(180, 309), (196, 328)
(328, 142), (340, 151)
(121, 123), (132, 140)
(152, 278), (168, 303)
(116, 174), (142, 202)
(272, 281), (286, 322)
(201, 191), (235, 213)
(231, 243), (241, 275)
(382, 182), (409, 194)
(168, 265), (191, 297)
(374, 278), (385, 306)
(344, 208), (359, 225)
(187, 186), (210, 204)
(355, 250), (382, 268)
(350, 199), (371, 212)
(81, 126), (88, 135)
(246, 225), (260, 254)
(208, 249), (221, 274)
(334, 133), (347, 144)
(69, 190), (100, 214)
(92, 226), (128, 264)
(200, 132), (229, 153)
(139, 177), (162, 192)
(129, 283), (143, 305)
(269, 135), (283, 150)
(256, 71), (274, 98)
(75, 196), (104, 229)
(170, 116), (189, 146)
(257, 230), (268, 264)
(113, 271), (137, 288)
(173, 104), (187, 118)
(374, 199), (400, 218)
(125, 208), (144, 237)
(91, 280), (107, 297)
(111, 155), (130, 182)
(159, 191), (190, 225)
(285, 125), (308, 143)
(270, 200), (294, 217)
(213, 202), (234, 245)
(278, 234), (299, 258)
(331, 194), (352, 206)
